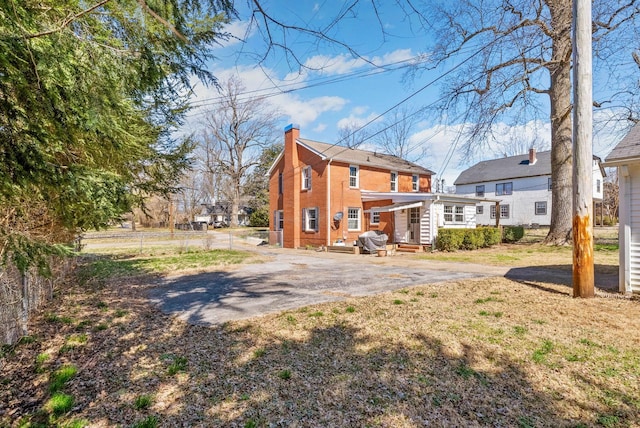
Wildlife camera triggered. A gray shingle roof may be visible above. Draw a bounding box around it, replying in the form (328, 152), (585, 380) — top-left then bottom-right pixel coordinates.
(297, 138), (435, 175)
(605, 123), (640, 162)
(454, 151), (551, 185)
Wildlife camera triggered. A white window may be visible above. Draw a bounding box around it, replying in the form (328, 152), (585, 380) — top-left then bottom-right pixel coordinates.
(412, 174), (419, 191)
(490, 204), (510, 219)
(476, 205), (483, 215)
(275, 210), (284, 230)
(444, 205), (465, 223)
(347, 207), (361, 231)
(371, 209), (380, 225)
(596, 179), (601, 193)
(302, 166), (312, 190)
(390, 171), (398, 192)
(349, 165), (359, 188)
(476, 185), (485, 197)
(303, 207), (318, 232)
(496, 182), (513, 196)
(535, 201), (547, 216)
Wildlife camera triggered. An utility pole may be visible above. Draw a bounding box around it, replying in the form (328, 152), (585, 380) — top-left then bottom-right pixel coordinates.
(572, 0), (595, 298)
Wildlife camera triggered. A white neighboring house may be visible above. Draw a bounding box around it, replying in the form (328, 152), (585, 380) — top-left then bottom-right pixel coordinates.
(454, 149), (605, 226)
(603, 123), (640, 294)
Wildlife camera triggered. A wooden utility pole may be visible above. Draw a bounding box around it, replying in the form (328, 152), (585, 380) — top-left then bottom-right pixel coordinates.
(572, 0), (595, 298)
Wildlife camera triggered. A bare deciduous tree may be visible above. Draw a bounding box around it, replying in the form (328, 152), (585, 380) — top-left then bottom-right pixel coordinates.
(411, 0), (640, 244)
(372, 105), (429, 163)
(200, 76), (281, 227)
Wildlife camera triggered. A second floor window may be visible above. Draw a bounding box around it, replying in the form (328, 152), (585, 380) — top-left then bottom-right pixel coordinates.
(597, 179), (601, 193)
(302, 166), (312, 190)
(349, 165), (359, 188)
(390, 171), (398, 192)
(412, 174), (419, 191)
(496, 182), (513, 196)
(476, 185), (485, 197)
(548, 177), (552, 191)
(278, 172), (283, 194)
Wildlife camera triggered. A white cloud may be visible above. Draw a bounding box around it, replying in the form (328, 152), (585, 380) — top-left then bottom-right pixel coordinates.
(184, 65), (348, 130)
(302, 54), (367, 75)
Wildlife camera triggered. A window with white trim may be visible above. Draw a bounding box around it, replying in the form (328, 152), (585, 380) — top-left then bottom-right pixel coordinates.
(275, 210), (284, 230)
(596, 179), (601, 193)
(495, 182), (513, 196)
(476, 185), (485, 197)
(349, 165), (359, 188)
(371, 209), (380, 225)
(347, 207), (361, 230)
(390, 171), (398, 192)
(476, 205), (483, 215)
(444, 205), (465, 223)
(535, 201), (547, 215)
(412, 174), (419, 191)
(302, 207), (318, 232)
(302, 166), (312, 190)
(490, 204), (510, 219)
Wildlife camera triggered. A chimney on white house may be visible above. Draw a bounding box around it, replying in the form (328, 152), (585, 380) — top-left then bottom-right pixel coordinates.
(529, 148), (537, 165)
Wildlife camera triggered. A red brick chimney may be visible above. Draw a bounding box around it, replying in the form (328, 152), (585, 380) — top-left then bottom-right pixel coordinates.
(529, 148), (537, 165)
(283, 124), (300, 248)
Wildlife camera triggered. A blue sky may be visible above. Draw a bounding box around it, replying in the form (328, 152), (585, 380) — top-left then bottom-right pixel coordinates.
(182, 1), (625, 186)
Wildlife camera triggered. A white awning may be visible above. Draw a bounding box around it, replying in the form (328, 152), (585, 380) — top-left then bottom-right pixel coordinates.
(366, 201), (424, 213)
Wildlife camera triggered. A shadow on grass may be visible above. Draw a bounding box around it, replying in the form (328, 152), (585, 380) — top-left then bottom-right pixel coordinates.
(4, 279), (638, 427)
(505, 264), (619, 294)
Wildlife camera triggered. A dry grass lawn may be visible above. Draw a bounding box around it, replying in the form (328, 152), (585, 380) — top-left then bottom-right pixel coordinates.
(2, 231), (640, 427)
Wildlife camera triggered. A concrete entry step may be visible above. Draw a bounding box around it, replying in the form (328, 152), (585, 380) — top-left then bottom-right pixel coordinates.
(396, 244), (424, 253)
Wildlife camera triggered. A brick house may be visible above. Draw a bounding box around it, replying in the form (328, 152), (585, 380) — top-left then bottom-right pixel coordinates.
(268, 124), (488, 249)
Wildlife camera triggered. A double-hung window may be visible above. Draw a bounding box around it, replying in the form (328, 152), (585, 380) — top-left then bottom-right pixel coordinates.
(412, 174), (419, 191)
(495, 182), (513, 196)
(349, 165), (359, 188)
(275, 210), (284, 230)
(371, 209), (380, 225)
(490, 204), (510, 219)
(302, 207), (318, 232)
(390, 171), (398, 192)
(444, 205), (465, 223)
(347, 207), (361, 231)
(535, 202), (547, 216)
(302, 166), (312, 190)
(476, 185), (485, 197)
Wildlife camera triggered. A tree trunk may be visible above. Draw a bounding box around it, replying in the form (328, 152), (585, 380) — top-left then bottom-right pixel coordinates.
(230, 176), (241, 228)
(545, 0), (573, 245)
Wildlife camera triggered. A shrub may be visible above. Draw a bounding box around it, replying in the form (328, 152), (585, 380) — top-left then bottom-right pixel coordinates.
(435, 229), (465, 251)
(436, 227), (502, 251)
(249, 209), (269, 227)
(462, 229), (485, 250)
(502, 226), (524, 243)
(481, 227), (502, 246)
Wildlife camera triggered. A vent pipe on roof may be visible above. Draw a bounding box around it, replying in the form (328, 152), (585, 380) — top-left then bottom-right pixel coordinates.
(529, 148), (537, 165)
